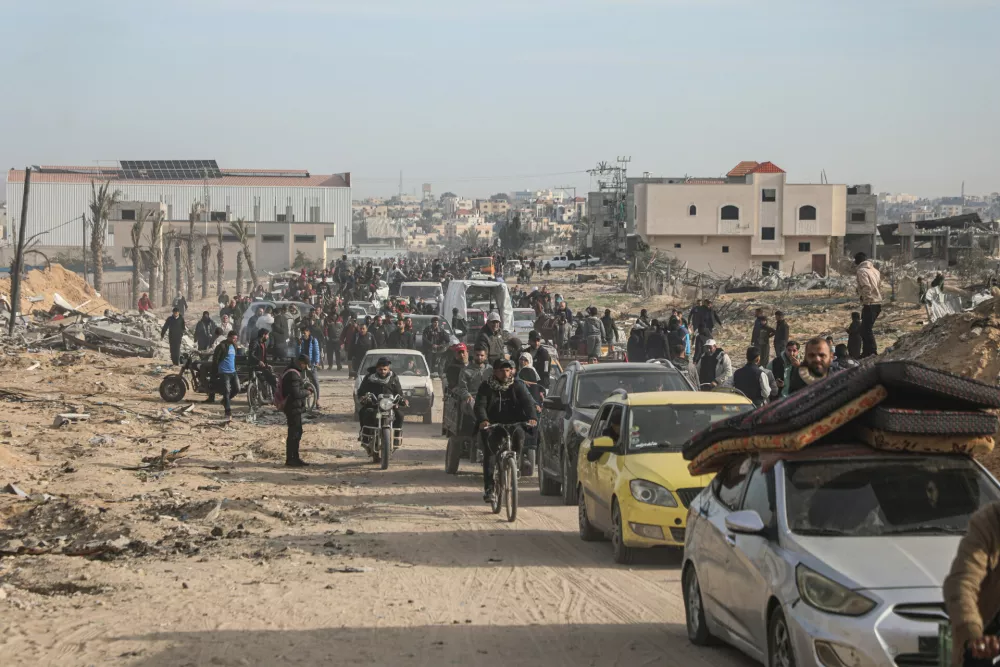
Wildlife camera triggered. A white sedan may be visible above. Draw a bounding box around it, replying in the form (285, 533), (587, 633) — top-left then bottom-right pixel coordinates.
(352, 349), (434, 424)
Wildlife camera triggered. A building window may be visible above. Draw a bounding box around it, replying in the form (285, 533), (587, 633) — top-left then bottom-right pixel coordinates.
(799, 205), (817, 221)
(851, 209), (866, 222)
(309, 206), (321, 223)
(261, 234), (284, 243)
(762, 227), (776, 241)
(762, 189), (776, 202)
(276, 214), (287, 223)
(293, 234), (317, 244)
(798, 242), (811, 252)
(120, 209), (136, 220)
(762, 261), (780, 275)
(722, 246), (729, 253)
(674, 243), (682, 248)
(210, 211), (227, 222)
(688, 205), (697, 216)
(720, 205), (740, 221)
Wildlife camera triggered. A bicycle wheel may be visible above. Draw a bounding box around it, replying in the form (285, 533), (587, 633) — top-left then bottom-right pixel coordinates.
(504, 456), (518, 522)
(247, 381), (260, 411)
(490, 457), (502, 514)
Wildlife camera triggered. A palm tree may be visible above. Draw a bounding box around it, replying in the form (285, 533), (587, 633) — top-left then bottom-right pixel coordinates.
(460, 226), (481, 248)
(162, 230), (175, 307)
(201, 236), (211, 299)
(147, 211), (165, 308)
(215, 223), (225, 296)
(87, 180), (123, 293)
(235, 248), (244, 297)
(122, 205), (148, 309)
(185, 202), (201, 302)
(227, 218), (257, 291)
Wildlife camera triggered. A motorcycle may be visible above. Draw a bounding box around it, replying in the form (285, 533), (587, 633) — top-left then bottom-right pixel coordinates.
(159, 353), (210, 402)
(359, 393), (403, 470)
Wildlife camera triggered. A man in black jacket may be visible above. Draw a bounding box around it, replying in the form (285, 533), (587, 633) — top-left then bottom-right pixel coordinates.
(357, 356), (407, 432)
(476, 312), (507, 363)
(249, 329), (276, 393)
(160, 307), (186, 365)
(451, 307), (468, 339)
(788, 338), (832, 394)
(422, 317), (449, 374)
(527, 331), (551, 390)
(474, 359), (537, 503)
(194, 311), (216, 351)
(351, 324), (376, 377)
(281, 355), (313, 466)
(733, 347), (771, 407)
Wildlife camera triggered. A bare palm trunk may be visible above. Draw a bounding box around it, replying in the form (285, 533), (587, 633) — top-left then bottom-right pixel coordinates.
(149, 262), (159, 309)
(162, 238), (172, 307)
(215, 224), (225, 297)
(186, 215), (196, 301)
(201, 242), (210, 299)
(242, 241), (257, 290)
(130, 251), (140, 308)
(236, 250), (244, 297)
(174, 240), (182, 296)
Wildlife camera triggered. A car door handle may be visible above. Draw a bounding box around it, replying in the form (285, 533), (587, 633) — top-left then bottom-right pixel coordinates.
(725, 534), (737, 547)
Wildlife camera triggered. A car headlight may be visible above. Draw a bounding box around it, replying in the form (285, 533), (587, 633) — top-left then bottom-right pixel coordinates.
(572, 419), (591, 438)
(796, 565), (876, 616)
(629, 479), (678, 507)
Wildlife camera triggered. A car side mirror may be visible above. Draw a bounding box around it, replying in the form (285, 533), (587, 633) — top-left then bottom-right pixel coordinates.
(725, 510), (765, 536)
(543, 396), (563, 411)
(587, 436), (615, 462)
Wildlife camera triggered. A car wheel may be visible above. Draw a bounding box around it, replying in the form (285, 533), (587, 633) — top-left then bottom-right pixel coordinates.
(568, 263), (576, 270)
(538, 450), (560, 496)
(683, 565), (715, 645)
(159, 376), (187, 402)
(611, 499), (636, 565)
(561, 450), (578, 506)
(768, 607), (796, 667)
(577, 487), (601, 541)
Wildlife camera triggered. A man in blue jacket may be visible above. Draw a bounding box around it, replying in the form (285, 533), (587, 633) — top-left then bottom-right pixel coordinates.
(212, 330), (240, 421)
(298, 327), (322, 408)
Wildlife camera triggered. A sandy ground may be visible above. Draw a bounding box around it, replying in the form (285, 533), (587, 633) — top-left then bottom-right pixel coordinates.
(0, 353), (755, 667)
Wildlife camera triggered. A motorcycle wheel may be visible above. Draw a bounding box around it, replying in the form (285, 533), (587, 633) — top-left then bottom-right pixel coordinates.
(445, 437), (462, 475)
(159, 375), (187, 402)
(247, 382), (260, 410)
(504, 456), (518, 523)
(380, 426), (391, 470)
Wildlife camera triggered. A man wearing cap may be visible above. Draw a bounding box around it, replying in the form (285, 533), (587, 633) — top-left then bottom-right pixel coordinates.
(476, 311), (507, 364)
(281, 354), (314, 466)
(444, 343), (469, 392)
(160, 307), (186, 366)
(474, 359), (538, 503)
(357, 356), (407, 434)
(698, 339), (733, 389)
(527, 330), (551, 390)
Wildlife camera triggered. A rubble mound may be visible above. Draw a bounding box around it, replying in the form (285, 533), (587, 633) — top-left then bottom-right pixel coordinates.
(887, 288), (1000, 383)
(0, 264), (117, 315)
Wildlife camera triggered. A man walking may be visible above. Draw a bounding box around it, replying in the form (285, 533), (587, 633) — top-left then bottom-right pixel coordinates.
(298, 327), (322, 407)
(194, 311), (216, 352)
(160, 307), (186, 366)
(698, 339), (733, 389)
(280, 355), (313, 467)
(734, 347), (771, 407)
(212, 330), (240, 421)
(855, 252), (883, 357)
(527, 330), (551, 390)
(582, 306), (608, 360)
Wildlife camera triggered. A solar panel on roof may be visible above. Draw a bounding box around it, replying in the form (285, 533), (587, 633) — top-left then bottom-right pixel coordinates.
(120, 160), (221, 180)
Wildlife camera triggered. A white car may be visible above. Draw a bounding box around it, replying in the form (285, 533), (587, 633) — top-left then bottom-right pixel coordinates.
(546, 254), (600, 270)
(511, 308), (535, 337)
(352, 349), (434, 424)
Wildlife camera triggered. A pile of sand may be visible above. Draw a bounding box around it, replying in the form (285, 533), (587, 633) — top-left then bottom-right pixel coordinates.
(887, 288), (1000, 383)
(0, 264), (117, 315)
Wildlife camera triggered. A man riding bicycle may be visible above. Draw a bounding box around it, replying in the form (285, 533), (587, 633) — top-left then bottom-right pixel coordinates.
(474, 358), (537, 504)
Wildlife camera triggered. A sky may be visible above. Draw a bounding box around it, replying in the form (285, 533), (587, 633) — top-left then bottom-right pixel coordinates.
(1, 0), (998, 201)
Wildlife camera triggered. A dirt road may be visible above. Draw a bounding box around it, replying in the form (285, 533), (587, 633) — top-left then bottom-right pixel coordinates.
(0, 363), (754, 667)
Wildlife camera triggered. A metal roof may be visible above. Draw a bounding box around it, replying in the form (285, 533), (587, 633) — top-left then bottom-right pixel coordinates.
(8, 166), (349, 188)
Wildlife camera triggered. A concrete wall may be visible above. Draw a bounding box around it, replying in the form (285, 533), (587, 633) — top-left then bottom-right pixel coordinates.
(644, 234), (832, 275)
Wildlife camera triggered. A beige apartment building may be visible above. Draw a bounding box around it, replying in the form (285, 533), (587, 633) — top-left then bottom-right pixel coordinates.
(634, 161), (846, 276)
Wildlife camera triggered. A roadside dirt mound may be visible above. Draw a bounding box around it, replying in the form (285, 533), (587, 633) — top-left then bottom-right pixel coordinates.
(0, 264), (117, 315)
(887, 288), (1000, 383)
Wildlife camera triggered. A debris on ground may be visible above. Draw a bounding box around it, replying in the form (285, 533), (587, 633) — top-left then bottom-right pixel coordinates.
(130, 446), (191, 471)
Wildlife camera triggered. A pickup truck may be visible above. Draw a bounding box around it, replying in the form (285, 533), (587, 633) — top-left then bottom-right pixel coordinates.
(545, 255), (600, 270)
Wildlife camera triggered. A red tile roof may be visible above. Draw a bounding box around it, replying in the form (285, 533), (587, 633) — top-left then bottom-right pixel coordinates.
(750, 161), (786, 174)
(7, 167), (349, 188)
(727, 161), (760, 177)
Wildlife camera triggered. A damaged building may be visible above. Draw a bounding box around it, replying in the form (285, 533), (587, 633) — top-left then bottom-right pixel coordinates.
(877, 213), (1000, 266)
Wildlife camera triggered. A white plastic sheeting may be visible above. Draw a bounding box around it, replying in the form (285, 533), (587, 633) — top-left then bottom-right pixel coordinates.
(442, 280), (513, 333)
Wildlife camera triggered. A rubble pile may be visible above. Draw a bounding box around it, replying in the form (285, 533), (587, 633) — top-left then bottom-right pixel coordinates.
(0, 264), (116, 316)
(887, 288), (1000, 382)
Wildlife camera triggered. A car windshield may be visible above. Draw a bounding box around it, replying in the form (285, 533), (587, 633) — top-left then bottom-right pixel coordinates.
(363, 354), (429, 376)
(471, 258), (492, 269)
(628, 404), (753, 451)
(400, 285), (441, 299)
(784, 457), (1000, 537)
(514, 311), (534, 322)
(575, 371), (689, 408)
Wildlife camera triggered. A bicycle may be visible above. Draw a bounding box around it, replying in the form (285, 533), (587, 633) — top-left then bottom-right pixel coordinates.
(483, 422), (531, 523)
(246, 368), (275, 412)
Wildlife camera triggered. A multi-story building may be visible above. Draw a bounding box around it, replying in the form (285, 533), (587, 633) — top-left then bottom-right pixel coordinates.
(476, 199), (511, 217)
(634, 161), (846, 276)
(0, 201), (7, 240)
(5, 161), (351, 273)
(844, 184), (878, 257)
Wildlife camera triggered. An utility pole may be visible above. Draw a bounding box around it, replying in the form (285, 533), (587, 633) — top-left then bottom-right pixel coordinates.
(9, 167), (31, 334)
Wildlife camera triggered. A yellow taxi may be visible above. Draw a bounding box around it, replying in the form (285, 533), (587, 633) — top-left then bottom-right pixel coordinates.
(576, 390), (754, 564)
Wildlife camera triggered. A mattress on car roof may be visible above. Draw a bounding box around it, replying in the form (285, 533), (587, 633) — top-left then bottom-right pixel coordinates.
(682, 360), (1000, 463)
(861, 405), (999, 436)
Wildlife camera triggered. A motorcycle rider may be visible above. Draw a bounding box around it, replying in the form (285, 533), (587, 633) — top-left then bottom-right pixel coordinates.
(249, 329), (277, 394)
(474, 358), (537, 504)
(357, 356), (408, 434)
(476, 311), (507, 364)
(444, 343), (469, 391)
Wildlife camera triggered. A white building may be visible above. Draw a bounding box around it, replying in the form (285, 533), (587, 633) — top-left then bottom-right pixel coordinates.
(634, 161), (846, 276)
(5, 161), (352, 273)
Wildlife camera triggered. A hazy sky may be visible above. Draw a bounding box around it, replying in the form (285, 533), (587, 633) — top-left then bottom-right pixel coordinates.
(1, 0), (998, 200)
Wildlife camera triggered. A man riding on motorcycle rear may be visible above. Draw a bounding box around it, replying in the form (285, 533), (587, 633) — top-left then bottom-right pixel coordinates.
(357, 356), (409, 433)
(249, 329), (277, 393)
(474, 358), (537, 504)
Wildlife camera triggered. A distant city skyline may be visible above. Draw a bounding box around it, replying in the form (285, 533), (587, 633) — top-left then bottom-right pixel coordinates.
(1, 0), (998, 201)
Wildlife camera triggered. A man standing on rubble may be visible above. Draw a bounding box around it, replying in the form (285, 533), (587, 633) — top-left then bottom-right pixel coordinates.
(213, 330), (240, 421)
(280, 355), (313, 467)
(173, 292), (188, 318)
(298, 327), (322, 408)
(194, 311), (217, 351)
(854, 252), (883, 357)
(788, 337), (832, 394)
(773, 310), (789, 359)
(160, 307), (186, 366)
